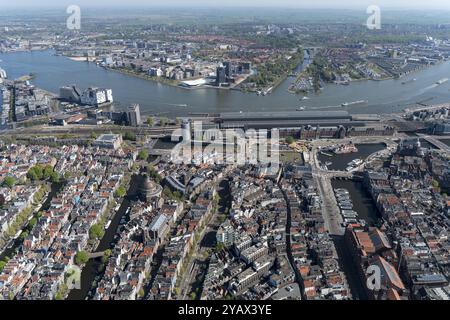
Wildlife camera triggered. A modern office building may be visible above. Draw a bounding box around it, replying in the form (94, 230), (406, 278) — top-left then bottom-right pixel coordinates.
(127, 104), (141, 127)
(80, 87), (113, 106)
(216, 66), (226, 86)
(59, 85), (82, 103)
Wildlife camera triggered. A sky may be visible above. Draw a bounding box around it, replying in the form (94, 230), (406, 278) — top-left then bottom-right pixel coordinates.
(1, 0), (450, 9)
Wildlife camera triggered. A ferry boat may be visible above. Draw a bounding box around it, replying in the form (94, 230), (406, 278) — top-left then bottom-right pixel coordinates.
(347, 159), (363, 167)
(436, 78), (449, 85)
(342, 209), (357, 215)
(402, 78), (416, 85)
(344, 218), (358, 224)
(320, 151), (334, 157)
(335, 188), (349, 194)
(342, 212), (359, 218)
(341, 100), (367, 107)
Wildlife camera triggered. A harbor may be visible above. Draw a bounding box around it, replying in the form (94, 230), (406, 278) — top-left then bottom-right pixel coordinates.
(318, 143), (386, 171)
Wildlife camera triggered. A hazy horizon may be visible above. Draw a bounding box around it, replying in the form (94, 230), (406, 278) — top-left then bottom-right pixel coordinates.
(1, 0), (450, 10)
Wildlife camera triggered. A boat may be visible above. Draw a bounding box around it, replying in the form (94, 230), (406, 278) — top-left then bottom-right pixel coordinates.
(436, 78), (449, 85)
(104, 220), (111, 230)
(301, 96), (310, 100)
(341, 100), (368, 107)
(297, 106), (305, 111)
(320, 151), (334, 157)
(342, 212), (359, 218)
(402, 78), (416, 85)
(333, 143), (358, 154)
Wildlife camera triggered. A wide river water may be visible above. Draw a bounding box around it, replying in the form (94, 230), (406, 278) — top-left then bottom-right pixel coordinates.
(2, 49), (450, 117)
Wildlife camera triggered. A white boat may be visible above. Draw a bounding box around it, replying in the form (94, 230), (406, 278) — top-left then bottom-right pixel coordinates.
(436, 78), (449, 85)
(341, 100), (367, 107)
(104, 220), (111, 230)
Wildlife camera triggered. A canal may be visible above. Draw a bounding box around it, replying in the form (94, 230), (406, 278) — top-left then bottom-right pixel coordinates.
(331, 179), (381, 226)
(67, 174), (143, 300)
(0, 181), (64, 261)
(318, 143), (386, 171)
(330, 178), (381, 300)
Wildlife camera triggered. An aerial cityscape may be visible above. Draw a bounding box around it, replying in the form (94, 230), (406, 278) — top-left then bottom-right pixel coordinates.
(1, 0), (450, 304)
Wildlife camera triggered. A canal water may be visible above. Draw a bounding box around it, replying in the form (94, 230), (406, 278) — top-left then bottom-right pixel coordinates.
(331, 179), (381, 226)
(67, 174), (143, 300)
(330, 179), (382, 299)
(318, 143), (386, 171)
(2, 50), (450, 117)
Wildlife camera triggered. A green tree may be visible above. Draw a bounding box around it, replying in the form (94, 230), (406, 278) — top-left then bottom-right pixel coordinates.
(146, 117), (154, 126)
(0, 261), (6, 272)
(43, 165), (54, 179)
(123, 132), (136, 141)
(285, 136), (295, 144)
(89, 224), (105, 240)
(115, 186), (127, 198)
(147, 165), (162, 183)
(432, 180), (440, 189)
(101, 249), (112, 264)
(138, 150), (149, 161)
(50, 171), (60, 183)
(28, 217), (37, 230)
(159, 117), (169, 127)
(75, 250), (89, 265)
(19, 230), (29, 241)
(27, 165), (44, 181)
(1, 176), (16, 188)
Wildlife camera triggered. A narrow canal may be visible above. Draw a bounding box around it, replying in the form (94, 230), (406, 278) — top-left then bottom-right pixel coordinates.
(0, 181), (64, 261)
(330, 178), (382, 300)
(67, 174), (143, 300)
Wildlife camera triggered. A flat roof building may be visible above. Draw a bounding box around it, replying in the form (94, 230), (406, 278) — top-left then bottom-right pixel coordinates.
(93, 134), (123, 150)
